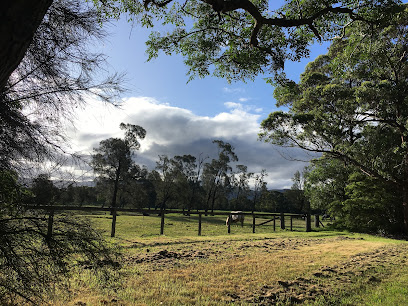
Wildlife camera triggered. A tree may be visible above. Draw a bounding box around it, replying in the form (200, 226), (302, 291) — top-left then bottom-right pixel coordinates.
(230, 164), (253, 211)
(257, 189), (287, 213)
(31, 173), (58, 205)
(252, 169), (267, 213)
(92, 0), (404, 82)
(116, 164), (154, 209)
(0, 170), (31, 213)
(342, 172), (403, 234)
(1, 0), (123, 171)
(92, 123), (146, 209)
(202, 140), (238, 213)
(153, 155), (177, 213)
(304, 157), (351, 215)
(170, 154), (206, 213)
(1, 1), (404, 171)
(284, 169), (309, 214)
(260, 14), (408, 233)
(0, 0), (53, 93)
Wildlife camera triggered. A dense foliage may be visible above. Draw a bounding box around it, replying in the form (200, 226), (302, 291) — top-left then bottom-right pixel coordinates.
(261, 12), (408, 234)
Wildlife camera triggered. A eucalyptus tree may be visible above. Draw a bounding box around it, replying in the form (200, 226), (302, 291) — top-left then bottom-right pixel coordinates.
(153, 155), (177, 212)
(2, 1), (403, 97)
(252, 169), (267, 213)
(170, 154), (207, 213)
(230, 164), (253, 210)
(1, 1), (404, 172)
(92, 123), (146, 209)
(260, 13), (408, 233)
(202, 140), (238, 213)
(257, 189), (287, 213)
(119, 164), (153, 208)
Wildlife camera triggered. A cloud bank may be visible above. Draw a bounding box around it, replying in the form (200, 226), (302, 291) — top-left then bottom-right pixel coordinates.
(67, 97), (312, 189)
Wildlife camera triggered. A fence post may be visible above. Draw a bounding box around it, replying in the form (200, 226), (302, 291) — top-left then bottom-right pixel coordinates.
(252, 214), (256, 233)
(198, 213), (202, 236)
(228, 214), (231, 234)
(160, 211), (165, 235)
(47, 209), (54, 239)
(111, 209), (117, 238)
(314, 215), (320, 228)
(273, 216), (276, 231)
(280, 212), (285, 230)
(290, 216), (293, 231)
(305, 213), (312, 232)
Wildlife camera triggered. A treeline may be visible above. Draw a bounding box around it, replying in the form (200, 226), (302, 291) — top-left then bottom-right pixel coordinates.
(25, 140), (311, 215)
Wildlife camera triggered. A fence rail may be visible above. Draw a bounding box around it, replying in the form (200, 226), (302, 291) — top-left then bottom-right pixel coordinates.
(25, 205), (318, 238)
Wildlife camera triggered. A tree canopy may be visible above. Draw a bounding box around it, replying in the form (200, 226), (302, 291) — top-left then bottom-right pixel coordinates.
(92, 0), (405, 82)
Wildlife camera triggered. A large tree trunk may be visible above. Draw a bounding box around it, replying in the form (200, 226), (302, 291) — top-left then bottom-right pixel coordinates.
(0, 0), (53, 92)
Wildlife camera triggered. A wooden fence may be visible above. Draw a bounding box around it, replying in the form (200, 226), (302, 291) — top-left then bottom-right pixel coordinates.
(27, 206), (320, 238)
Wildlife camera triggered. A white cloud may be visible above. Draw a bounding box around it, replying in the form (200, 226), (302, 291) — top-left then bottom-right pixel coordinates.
(239, 97), (250, 102)
(224, 102), (264, 116)
(65, 96), (310, 189)
(222, 87), (245, 94)
(224, 101), (241, 109)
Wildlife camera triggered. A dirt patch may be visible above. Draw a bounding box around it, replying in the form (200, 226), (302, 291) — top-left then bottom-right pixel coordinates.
(126, 249), (211, 270)
(237, 236), (365, 253)
(125, 236), (366, 272)
(235, 243), (408, 304)
(238, 238), (328, 252)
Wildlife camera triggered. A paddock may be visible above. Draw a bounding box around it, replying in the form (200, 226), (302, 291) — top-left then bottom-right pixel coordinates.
(27, 206), (328, 238)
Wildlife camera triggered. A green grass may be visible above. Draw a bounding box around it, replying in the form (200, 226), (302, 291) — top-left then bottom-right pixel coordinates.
(83, 212), (325, 240)
(365, 273), (408, 305)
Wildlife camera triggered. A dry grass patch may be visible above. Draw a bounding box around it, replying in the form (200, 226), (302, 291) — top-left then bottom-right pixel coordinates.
(109, 236), (397, 305)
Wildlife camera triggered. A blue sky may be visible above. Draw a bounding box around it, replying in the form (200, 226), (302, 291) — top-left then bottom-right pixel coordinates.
(67, 10), (329, 189)
(100, 17), (328, 118)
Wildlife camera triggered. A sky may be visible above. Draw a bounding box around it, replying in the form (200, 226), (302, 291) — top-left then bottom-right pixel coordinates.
(66, 8), (330, 189)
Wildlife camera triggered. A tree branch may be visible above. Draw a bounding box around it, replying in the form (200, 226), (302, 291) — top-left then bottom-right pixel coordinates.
(200, 0), (367, 46)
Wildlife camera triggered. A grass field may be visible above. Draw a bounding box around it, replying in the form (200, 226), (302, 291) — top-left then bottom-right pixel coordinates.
(47, 212), (408, 305)
(86, 211), (314, 238)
